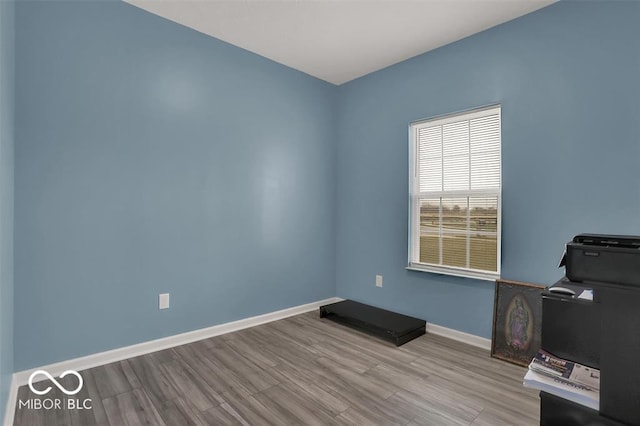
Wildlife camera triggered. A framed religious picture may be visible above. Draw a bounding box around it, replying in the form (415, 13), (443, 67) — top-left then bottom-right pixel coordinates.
(491, 279), (545, 367)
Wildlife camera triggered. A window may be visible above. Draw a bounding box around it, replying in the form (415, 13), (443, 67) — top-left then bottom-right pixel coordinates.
(408, 105), (501, 280)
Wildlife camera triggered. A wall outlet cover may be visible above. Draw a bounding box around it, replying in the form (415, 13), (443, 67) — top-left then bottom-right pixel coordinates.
(159, 293), (170, 309)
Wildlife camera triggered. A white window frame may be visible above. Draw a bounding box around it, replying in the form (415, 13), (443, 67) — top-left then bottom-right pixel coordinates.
(407, 105), (502, 281)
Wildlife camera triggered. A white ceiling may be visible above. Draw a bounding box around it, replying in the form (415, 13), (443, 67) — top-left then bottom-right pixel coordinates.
(124, 0), (556, 85)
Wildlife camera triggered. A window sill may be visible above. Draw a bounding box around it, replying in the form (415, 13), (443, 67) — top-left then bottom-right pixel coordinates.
(406, 264), (499, 282)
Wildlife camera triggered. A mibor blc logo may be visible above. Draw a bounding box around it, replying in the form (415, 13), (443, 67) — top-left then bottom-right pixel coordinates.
(19, 370), (92, 410)
(29, 370), (83, 395)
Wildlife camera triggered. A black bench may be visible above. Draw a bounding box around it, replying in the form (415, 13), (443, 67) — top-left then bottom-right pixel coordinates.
(319, 299), (426, 346)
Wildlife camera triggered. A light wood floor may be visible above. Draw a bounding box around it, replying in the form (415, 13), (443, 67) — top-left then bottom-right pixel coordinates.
(13, 311), (540, 425)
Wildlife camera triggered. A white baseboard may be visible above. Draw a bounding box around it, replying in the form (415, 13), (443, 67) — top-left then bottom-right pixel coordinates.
(3, 374), (17, 426)
(12, 297), (341, 389)
(426, 322), (492, 351)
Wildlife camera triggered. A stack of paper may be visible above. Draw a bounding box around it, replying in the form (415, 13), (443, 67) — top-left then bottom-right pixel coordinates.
(523, 349), (599, 410)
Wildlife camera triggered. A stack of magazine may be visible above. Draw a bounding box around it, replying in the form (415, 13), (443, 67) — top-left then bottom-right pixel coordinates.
(523, 349), (600, 410)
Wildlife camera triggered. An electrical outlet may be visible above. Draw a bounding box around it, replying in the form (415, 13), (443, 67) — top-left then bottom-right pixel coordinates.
(159, 293), (170, 310)
(376, 275), (383, 287)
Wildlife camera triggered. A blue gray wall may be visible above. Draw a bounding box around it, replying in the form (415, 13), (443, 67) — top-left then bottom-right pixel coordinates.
(11, 0), (640, 373)
(14, 1), (337, 370)
(335, 1), (640, 338)
(0, 0), (15, 419)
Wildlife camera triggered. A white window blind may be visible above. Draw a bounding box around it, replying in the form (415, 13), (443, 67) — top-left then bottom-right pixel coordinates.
(409, 105), (501, 280)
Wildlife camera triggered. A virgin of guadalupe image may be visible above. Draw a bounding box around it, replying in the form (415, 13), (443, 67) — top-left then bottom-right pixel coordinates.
(507, 296), (530, 350)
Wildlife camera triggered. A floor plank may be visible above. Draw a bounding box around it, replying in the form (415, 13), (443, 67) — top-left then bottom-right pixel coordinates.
(103, 388), (165, 426)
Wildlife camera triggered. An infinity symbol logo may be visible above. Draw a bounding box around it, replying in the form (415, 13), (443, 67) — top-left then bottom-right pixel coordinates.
(28, 370), (84, 396)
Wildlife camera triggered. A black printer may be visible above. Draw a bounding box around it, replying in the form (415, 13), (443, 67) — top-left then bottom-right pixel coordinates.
(563, 233), (640, 287)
